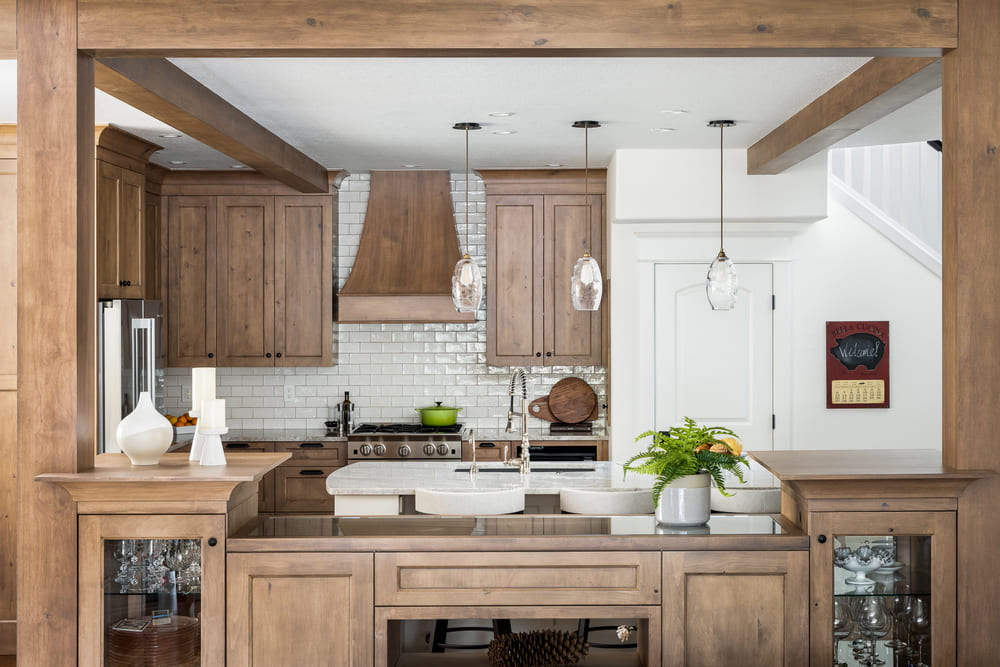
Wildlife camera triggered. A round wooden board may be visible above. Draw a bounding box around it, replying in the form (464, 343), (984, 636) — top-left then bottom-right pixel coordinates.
(528, 396), (558, 422)
(547, 377), (598, 424)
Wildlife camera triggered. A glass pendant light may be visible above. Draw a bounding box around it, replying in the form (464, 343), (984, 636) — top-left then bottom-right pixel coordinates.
(451, 122), (483, 313)
(571, 120), (603, 311)
(706, 120), (738, 310)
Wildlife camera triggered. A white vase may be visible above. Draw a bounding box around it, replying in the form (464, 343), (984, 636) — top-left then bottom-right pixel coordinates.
(116, 391), (172, 465)
(655, 471), (711, 526)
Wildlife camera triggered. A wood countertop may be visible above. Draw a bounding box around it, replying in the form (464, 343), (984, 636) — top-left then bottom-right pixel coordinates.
(750, 449), (989, 481)
(36, 452), (290, 506)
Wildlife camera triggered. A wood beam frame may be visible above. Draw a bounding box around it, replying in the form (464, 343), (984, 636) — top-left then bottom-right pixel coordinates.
(95, 58), (329, 194)
(747, 57), (942, 175)
(0, 0), (13, 57)
(77, 0), (955, 55)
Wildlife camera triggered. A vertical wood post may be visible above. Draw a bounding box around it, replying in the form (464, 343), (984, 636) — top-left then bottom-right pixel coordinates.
(16, 0), (95, 662)
(942, 0), (1000, 661)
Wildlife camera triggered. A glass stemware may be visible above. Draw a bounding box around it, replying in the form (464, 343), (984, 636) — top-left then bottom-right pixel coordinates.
(833, 598), (853, 667)
(886, 586), (912, 650)
(909, 596), (931, 667)
(856, 596), (891, 666)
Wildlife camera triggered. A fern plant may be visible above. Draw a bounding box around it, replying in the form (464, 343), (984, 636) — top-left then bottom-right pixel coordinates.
(622, 417), (750, 507)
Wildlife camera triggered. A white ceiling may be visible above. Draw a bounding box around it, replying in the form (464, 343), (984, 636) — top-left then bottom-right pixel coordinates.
(0, 57), (942, 172)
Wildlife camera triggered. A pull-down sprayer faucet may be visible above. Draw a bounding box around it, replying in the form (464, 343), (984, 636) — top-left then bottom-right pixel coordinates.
(504, 368), (531, 474)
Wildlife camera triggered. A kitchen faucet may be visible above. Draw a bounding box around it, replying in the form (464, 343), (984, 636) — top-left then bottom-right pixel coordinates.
(504, 368), (531, 474)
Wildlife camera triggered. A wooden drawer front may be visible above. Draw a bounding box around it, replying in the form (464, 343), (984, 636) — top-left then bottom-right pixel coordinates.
(277, 441), (346, 464)
(375, 551), (660, 606)
(461, 441), (504, 461)
(274, 466), (338, 513)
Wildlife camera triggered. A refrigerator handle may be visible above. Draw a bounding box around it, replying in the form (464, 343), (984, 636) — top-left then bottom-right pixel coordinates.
(131, 317), (157, 399)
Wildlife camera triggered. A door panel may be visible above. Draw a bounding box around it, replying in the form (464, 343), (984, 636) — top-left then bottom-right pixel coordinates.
(653, 263), (773, 451)
(216, 196), (274, 366)
(487, 195), (544, 365)
(274, 196), (332, 366)
(167, 196), (217, 366)
(118, 168), (145, 298)
(545, 194), (603, 364)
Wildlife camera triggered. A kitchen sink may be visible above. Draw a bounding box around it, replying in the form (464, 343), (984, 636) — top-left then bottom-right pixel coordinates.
(454, 465), (595, 473)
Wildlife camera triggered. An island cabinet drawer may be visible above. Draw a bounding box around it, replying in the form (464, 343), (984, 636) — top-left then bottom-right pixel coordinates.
(374, 551), (661, 606)
(276, 441), (346, 464)
(273, 465), (338, 513)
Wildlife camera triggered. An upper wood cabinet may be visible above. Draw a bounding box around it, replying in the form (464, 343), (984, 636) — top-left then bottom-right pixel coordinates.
(166, 189), (334, 367)
(95, 126), (162, 300)
(482, 171), (605, 366)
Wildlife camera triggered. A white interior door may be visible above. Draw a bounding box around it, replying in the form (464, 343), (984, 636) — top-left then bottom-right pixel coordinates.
(653, 263), (773, 451)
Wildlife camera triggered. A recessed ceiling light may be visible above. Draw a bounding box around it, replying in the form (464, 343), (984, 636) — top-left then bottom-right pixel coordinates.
(230, 164), (250, 169)
(660, 109), (688, 115)
(168, 160), (187, 165)
(401, 163), (421, 168)
(488, 112), (516, 117)
(544, 163), (563, 168)
(649, 127), (676, 133)
(158, 133), (183, 139)
(492, 130), (516, 135)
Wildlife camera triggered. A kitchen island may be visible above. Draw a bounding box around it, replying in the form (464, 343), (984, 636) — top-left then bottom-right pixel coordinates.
(326, 460), (643, 515)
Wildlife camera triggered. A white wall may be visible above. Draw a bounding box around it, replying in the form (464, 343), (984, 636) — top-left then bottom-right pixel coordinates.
(608, 148), (941, 470)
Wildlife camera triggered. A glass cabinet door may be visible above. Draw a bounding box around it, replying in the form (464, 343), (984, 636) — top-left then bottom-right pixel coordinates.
(811, 512), (955, 667)
(79, 514), (225, 667)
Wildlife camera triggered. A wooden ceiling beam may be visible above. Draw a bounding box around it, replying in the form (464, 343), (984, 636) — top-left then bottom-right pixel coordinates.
(747, 57), (942, 175)
(95, 58), (329, 193)
(77, 0), (955, 54)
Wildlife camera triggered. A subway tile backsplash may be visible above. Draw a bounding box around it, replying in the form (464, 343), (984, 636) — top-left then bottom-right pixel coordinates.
(163, 172), (608, 431)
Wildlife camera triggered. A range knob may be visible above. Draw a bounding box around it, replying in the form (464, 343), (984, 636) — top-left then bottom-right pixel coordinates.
(359, 443), (372, 456)
(423, 444), (437, 456)
(398, 445), (411, 458)
(437, 444), (450, 456)
(373, 443), (386, 456)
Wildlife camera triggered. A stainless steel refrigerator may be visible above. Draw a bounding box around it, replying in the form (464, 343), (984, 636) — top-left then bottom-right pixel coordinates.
(98, 299), (165, 454)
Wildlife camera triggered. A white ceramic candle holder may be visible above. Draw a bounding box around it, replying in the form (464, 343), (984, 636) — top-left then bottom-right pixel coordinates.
(187, 409), (205, 462)
(198, 427), (229, 466)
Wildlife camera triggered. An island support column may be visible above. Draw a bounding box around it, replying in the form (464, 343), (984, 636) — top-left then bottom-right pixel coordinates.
(16, 0), (95, 663)
(942, 0), (1000, 662)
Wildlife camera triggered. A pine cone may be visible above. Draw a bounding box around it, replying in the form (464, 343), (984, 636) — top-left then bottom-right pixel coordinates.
(487, 629), (589, 666)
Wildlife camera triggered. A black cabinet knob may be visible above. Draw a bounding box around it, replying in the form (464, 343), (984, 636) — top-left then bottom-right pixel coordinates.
(207, 353), (214, 359)
(126, 281), (131, 286)
(276, 352), (282, 358)
(207, 537), (218, 547)
(119, 280), (124, 286)
(265, 352), (272, 358)
(546, 352), (552, 357)
(817, 534), (827, 544)
(536, 352), (542, 357)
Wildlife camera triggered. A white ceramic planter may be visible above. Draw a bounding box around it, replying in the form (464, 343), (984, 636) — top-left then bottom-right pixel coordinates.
(655, 471), (711, 526)
(116, 391), (172, 466)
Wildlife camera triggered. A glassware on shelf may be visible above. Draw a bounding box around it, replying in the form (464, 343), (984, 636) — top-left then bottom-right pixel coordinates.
(834, 541), (889, 587)
(856, 597), (891, 666)
(833, 598), (853, 667)
(885, 585), (912, 650)
(109, 538), (202, 596)
(909, 596), (931, 667)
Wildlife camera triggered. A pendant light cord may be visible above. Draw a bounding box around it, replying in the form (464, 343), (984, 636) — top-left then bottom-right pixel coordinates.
(465, 126), (470, 254)
(719, 122), (724, 255)
(583, 125), (590, 257)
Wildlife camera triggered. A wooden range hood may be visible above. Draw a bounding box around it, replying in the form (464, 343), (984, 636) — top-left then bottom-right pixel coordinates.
(338, 170), (475, 323)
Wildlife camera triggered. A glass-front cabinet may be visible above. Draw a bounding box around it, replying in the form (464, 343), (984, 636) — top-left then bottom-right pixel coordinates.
(811, 512), (955, 667)
(78, 514), (225, 666)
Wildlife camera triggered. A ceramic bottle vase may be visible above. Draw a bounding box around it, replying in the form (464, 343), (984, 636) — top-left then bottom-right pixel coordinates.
(655, 471), (711, 526)
(116, 391), (173, 465)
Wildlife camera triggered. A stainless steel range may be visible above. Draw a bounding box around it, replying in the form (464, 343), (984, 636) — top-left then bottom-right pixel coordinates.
(346, 423), (464, 460)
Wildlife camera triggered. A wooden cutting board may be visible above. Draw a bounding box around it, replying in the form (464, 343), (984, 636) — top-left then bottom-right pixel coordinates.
(547, 377), (598, 424)
(528, 396), (558, 421)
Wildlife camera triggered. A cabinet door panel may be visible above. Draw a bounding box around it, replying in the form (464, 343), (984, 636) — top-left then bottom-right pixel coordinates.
(216, 196), (274, 366)
(545, 194), (603, 364)
(118, 168), (145, 298)
(662, 551), (808, 667)
(274, 466), (338, 513)
(487, 195), (544, 365)
(167, 196), (217, 366)
(228, 552), (373, 667)
(274, 196), (333, 366)
(96, 161), (122, 297)
(143, 192), (162, 300)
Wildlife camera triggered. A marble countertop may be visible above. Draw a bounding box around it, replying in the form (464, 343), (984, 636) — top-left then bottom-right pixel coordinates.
(326, 461), (647, 496)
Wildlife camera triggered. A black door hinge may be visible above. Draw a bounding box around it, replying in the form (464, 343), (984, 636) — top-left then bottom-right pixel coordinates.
(772, 294), (776, 310)
(772, 414), (776, 430)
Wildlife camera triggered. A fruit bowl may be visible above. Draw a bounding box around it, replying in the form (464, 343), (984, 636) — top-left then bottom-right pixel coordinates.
(833, 541), (887, 587)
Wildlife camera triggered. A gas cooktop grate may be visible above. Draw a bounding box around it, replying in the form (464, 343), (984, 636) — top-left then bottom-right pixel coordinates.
(350, 423), (464, 436)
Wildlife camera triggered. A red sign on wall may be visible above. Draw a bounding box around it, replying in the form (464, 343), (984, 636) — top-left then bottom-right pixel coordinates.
(826, 321), (889, 409)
